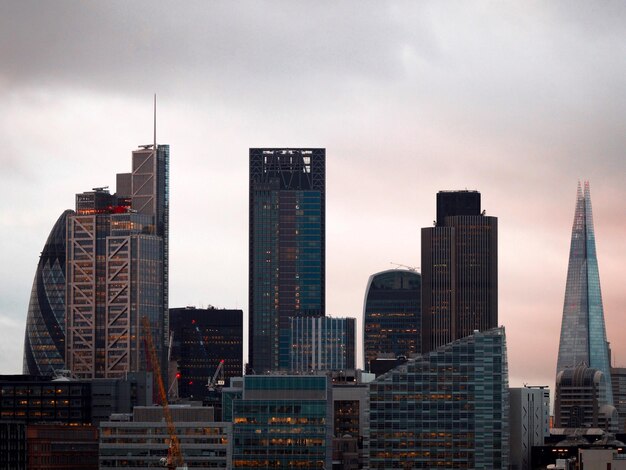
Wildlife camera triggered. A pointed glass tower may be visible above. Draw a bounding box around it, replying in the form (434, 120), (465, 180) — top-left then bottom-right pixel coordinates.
(556, 182), (612, 405)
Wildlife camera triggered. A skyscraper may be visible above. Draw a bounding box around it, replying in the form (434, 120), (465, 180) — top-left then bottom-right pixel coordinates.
(556, 182), (612, 405)
(65, 139), (169, 379)
(169, 306), (243, 399)
(362, 269), (421, 372)
(248, 148), (325, 373)
(421, 190), (498, 353)
(23, 210), (73, 375)
(369, 327), (509, 469)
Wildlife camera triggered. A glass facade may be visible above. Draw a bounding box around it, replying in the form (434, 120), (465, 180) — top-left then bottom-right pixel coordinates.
(169, 306), (243, 399)
(362, 269), (421, 372)
(289, 316), (355, 372)
(556, 182), (613, 405)
(23, 210), (73, 376)
(249, 149), (325, 372)
(231, 375), (332, 469)
(421, 190), (498, 353)
(65, 142), (168, 379)
(369, 327), (509, 469)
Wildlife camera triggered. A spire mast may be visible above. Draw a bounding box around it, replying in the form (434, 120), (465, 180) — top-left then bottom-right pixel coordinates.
(153, 94), (157, 150)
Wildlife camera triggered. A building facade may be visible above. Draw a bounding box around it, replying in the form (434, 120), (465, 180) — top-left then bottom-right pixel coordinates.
(509, 386), (550, 470)
(249, 148), (325, 372)
(556, 182), (613, 405)
(362, 269), (421, 372)
(27, 424), (99, 470)
(369, 327), (509, 469)
(421, 190), (498, 353)
(100, 406), (231, 468)
(23, 210), (74, 376)
(230, 375), (333, 469)
(169, 306), (243, 399)
(554, 364), (618, 432)
(65, 143), (169, 379)
(289, 316), (355, 372)
(611, 367), (626, 432)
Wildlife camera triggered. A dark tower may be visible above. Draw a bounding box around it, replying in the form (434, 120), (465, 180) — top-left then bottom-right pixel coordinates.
(421, 190), (498, 353)
(249, 148), (325, 372)
(362, 269), (421, 372)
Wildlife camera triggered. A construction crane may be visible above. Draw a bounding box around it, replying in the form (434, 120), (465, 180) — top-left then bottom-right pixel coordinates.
(207, 359), (225, 392)
(142, 316), (186, 470)
(390, 262), (419, 272)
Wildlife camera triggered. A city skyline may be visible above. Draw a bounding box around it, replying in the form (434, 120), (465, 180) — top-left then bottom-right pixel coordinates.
(1, 2), (624, 391)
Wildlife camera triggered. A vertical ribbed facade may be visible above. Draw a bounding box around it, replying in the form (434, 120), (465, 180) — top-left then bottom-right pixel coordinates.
(556, 182), (612, 405)
(421, 191), (498, 353)
(362, 269), (421, 372)
(289, 316), (355, 372)
(249, 148), (325, 373)
(23, 210), (74, 375)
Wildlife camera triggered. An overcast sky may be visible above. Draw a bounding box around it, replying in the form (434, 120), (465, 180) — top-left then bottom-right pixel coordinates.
(1, 1), (624, 388)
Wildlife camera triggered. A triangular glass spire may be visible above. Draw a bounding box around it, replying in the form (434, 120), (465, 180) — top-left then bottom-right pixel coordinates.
(556, 182), (612, 405)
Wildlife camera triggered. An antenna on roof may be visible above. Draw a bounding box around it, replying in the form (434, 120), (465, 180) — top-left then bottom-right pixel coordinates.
(153, 94), (157, 150)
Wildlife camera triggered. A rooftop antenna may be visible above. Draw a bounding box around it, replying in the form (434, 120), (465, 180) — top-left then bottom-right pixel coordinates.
(153, 93), (157, 150)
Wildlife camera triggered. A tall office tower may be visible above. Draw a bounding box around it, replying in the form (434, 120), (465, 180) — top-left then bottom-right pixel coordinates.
(369, 328), (509, 469)
(65, 140), (169, 379)
(288, 316), (355, 372)
(169, 306), (243, 399)
(362, 269), (421, 372)
(249, 148), (325, 372)
(556, 182), (612, 405)
(421, 190), (498, 353)
(23, 210), (73, 375)
(554, 364), (618, 432)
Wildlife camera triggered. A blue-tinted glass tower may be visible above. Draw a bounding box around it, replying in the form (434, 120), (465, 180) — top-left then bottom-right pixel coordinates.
(23, 210), (73, 375)
(249, 149), (325, 373)
(369, 327), (509, 469)
(556, 181), (613, 405)
(363, 269), (421, 372)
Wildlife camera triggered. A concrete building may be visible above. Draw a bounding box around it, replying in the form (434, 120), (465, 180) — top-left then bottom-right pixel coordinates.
(509, 386), (550, 470)
(612, 367), (626, 432)
(26, 424), (98, 470)
(555, 364), (618, 432)
(99, 405), (231, 468)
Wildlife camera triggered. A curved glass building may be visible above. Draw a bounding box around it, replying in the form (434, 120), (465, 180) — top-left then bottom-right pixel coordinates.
(23, 210), (73, 375)
(363, 269), (421, 372)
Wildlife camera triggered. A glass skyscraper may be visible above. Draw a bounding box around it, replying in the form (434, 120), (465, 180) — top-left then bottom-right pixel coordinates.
(249, 148), (325, 373)
(369, 327), (509, 469)
(23, 210), (74, 375)
(65, 143), (169, 379)
(556, 182), (612, 405)
(421, 190), (498, 353)
(362, 269), (421, 372)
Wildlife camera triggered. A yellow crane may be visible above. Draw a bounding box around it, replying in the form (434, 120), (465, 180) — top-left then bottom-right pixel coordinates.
(142, 316), (186, 470)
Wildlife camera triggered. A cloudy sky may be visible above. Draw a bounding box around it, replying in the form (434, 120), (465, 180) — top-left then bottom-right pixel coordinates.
(1, 1), (624, 388)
